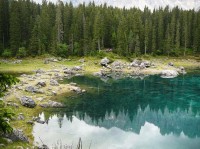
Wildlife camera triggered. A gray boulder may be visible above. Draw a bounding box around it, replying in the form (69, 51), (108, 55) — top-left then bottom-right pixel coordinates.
(36, 69), (45, 74)
(36, 80), (46, 87)
(25, 86), (44, 94)
(17, 114), (25, 120)
(139, 63), (146, 69)
(72, 66), (82, 71)
(63, 68), (74, 75)
(130, 60), (141, 67)
(143, 61), (151, 68)
(111, 61), (123, 69)
(161, 70), (179, 78)
(100, 57), (110, 66)
(4, 129), (29, 143)
(20, 96), (36, 108)
(178, 66), (186, 74)
(50, 79), (59, 86)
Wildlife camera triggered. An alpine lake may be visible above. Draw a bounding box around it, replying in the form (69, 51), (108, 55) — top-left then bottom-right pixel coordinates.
(32, 70), (200, 149)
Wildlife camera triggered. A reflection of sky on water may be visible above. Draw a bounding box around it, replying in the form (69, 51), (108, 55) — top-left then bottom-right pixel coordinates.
(33, 74), (200, 148)
(33, 113), (200, 149)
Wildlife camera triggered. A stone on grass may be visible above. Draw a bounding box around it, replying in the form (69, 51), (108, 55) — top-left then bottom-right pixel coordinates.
(4, 129), (29, 143)
(100, 57), (110, 67)
(50, 79), (59, 86)
(20, 96), (36, 108)
(36, 80), (46, 87)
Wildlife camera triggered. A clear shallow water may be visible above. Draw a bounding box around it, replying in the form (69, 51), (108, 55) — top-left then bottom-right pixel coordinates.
(33, 73), (200, 149)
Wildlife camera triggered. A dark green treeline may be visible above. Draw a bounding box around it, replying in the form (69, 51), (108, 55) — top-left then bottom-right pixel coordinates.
(0, 0), (200, 57)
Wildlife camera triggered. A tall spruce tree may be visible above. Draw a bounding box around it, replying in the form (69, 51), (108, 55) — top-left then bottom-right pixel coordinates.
(10, 0), (21, 55)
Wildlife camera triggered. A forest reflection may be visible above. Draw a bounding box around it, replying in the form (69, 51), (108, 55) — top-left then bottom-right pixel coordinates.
(40, 74), (200, 138)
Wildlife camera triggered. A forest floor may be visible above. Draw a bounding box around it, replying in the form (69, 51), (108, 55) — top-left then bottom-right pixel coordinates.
(0, 55), (200, 148)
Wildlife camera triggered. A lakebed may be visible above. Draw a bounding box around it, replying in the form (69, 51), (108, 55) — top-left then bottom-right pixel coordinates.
(0, 56), (200, 148)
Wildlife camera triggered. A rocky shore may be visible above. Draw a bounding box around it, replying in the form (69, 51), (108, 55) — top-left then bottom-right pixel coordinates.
(0, 56), (197, 148)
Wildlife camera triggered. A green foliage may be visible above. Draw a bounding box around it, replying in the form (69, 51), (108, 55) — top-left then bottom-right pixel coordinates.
(0, 74), (19, 133)
(56, 43), (68, 57)
(1, 49), (12, 58)
(17, 47), (27, 58)
(96, 51), (106, 59)
(0, 101), (14, 133)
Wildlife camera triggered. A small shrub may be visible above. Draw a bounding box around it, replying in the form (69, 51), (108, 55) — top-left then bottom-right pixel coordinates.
(96, 50), (106, 59)
(56, 43), (68, 57)
(17, 47), (27, 58)
(1, 49), (12, 58)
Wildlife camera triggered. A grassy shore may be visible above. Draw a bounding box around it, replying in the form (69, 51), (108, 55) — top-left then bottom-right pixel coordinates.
(0, 54), (200, 148)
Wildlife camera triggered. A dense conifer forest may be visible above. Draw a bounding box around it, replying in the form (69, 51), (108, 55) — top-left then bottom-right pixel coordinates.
(0, 0), (200, 58)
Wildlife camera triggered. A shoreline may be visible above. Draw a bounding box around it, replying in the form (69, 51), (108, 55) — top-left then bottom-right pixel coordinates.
(0, 56), (200, 148)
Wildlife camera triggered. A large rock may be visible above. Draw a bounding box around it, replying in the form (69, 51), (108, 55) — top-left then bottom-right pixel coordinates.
(111, 61), (124, 69)
(20, 96), (36, 108)
(50, 79), (59, 86)
(130, 60), (141, 67)
(25, 86), (44, 94)
(72, 66), (82, 71)
(39, 100), (64, 108)
(161, 70), (179, 78)
(36, 80), (46, 87)
(36, 69), (45, 74)
(63, 68), (74, 75)
(130, 60), (151, 68)
(177, 66), (187, 74)
(4, 129), (29, 143)
(100, 57), (110, 66)
(142, 61), (151, 68)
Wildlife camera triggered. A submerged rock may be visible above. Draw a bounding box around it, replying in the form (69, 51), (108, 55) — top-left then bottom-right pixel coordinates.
(20, 96), (36, 108)
(69, 86), (83, 94)
(161, 70), (179, 78)
(40, 100), (64, 108)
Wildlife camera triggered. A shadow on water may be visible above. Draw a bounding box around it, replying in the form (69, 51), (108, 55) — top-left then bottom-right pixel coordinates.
(38, 72), (200, 139)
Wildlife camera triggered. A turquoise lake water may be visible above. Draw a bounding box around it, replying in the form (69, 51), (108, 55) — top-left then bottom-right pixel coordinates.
(33, 72), (200, 149)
